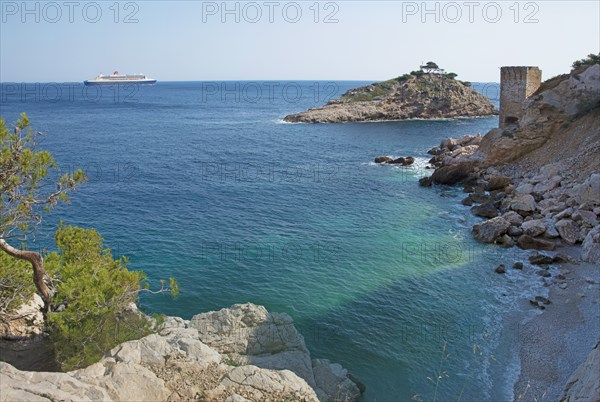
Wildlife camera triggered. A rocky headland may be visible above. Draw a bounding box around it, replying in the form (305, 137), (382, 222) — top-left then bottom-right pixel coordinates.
(417, 62), (600, 400)
(0, 303), (364, 402)
(284, 72), (497, 123)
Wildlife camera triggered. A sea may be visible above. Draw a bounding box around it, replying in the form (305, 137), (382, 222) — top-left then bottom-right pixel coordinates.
(0, 80), (546, 401)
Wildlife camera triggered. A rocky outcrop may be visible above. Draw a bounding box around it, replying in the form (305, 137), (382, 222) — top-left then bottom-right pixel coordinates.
(0, 294), (44, 338)
(0, 303), (363, 402)
(561, 342), (600, 402)
(420, 63), (600, 255)
(284, 74), (496, 123)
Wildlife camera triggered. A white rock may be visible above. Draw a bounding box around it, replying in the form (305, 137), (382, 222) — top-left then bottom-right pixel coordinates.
(521, 219), (547, 237)
(576, 173), (600, 205)
(555, 219), (580, 244)
(582, 226), (600, 264)
(510, 194), (537, 215)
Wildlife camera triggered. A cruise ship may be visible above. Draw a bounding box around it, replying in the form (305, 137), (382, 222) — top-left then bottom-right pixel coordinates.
(84, 71), (157, 86)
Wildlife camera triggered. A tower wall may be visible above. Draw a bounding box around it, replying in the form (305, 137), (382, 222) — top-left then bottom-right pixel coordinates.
(499, 66), (542, 128)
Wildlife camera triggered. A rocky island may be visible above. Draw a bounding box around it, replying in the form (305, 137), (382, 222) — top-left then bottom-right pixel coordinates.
(284, 64), (497, 123)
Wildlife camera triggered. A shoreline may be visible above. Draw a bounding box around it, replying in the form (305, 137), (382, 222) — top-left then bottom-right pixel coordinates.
(511, 247), (600, 401)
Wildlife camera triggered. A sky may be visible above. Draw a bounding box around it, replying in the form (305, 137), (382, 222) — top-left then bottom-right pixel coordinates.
(1, 1), (599, 82)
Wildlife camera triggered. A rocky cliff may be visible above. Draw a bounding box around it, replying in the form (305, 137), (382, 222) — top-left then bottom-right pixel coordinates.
(0, 303), (363, 402)
(284, 73), (496, 123)
(561, 342), (600, 402)
(419, 63), (600, 262)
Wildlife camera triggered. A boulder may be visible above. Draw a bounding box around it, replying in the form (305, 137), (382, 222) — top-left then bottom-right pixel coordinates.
(513, 262), (524, 270)
(419, 177), (432, 187)
(543, 221), (560, 238)
(582, 226), (600, 264)
(517, 235), (556, 251)
(532, 176), (561, 194)
(471, 203), (498, 218)
(528, 252), (554, 265)
(472, 217), (511, 243)
(430, 164), (473, 185)
(374, 156), (392, 164)
(555, 207), (574, 220)
(521, 219), (547, 237)
(495, 264), (506, 274)
(502, 211), (524, 226)
(576, 173), (600, 205)
(312, 359), (361, 402)
(496, 234), (515, 248)
(510, 194), (537, 215)
(486, 176), (512, 191)
(514, 182), (534, 195)
(555, 219), (580, 244)
(572, 210), (599, 227)
(562, 342), (600, 402)
(388, 157), (406, 165)
(508, 225), (524, 237)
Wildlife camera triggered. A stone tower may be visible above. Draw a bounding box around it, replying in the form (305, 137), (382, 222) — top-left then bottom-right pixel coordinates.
(499, 66), (542, 128)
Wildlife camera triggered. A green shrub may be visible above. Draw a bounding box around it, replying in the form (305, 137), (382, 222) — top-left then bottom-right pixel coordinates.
(572, 53), (600, 69)
(45, 224), (151, 370)
(0, 251), (36, 314)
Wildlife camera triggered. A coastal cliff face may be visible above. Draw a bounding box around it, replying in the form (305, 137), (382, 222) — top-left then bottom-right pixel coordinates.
(421, 63), (600, 261)
(418, 62), (600, 401)
(284, 74), (496, 123)
(0, 303), (363, 402)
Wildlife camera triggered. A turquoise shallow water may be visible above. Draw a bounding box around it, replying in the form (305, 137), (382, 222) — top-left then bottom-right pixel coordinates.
(0, 81), (542, 401)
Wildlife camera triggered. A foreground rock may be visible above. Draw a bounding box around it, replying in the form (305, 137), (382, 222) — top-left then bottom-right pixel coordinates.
(0, 294), (44, 338)
(284, 73), (496, 123)
(561, 341), (600, 402)
(0, 303), (363, 402)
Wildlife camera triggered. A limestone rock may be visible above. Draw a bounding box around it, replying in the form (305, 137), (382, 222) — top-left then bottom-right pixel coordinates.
(517, 235), (556, 251)
(374, 156), (393, 164)
(486, 176), (512, 191)
(572, 210), (599, 227)
(219, 366), (319, 401)
(562, 342), (600, 402)
(510, 194), (537, 215)
(0, 303), (363, 402)
(472, 217), (511, 243)
(582, 226), (600, 264)
(312, 359), (361, 402)
(471, 203), (498, 218)
(576, 173), (600, 205)
(555, 219), (580, 244)
(521, 219), (547, 237)
(0, 294), (44, 338)
(430, 164), (473, 185)
(502, 211), (524, 226)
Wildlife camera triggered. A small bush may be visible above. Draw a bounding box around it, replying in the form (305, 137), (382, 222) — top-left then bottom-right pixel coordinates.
(0, 251), (36, 315)
(45, 224), (151, 370)
(572, 53), (600, 69)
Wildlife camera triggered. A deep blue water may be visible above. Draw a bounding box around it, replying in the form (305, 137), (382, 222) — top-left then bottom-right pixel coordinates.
(0, 81), (542, 401)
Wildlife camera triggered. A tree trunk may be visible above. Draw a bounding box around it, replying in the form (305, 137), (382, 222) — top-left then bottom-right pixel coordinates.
(0, 238), (52, 312)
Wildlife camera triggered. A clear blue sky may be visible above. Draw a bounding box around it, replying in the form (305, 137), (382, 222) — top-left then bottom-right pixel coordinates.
(1, 1), (598, 82)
